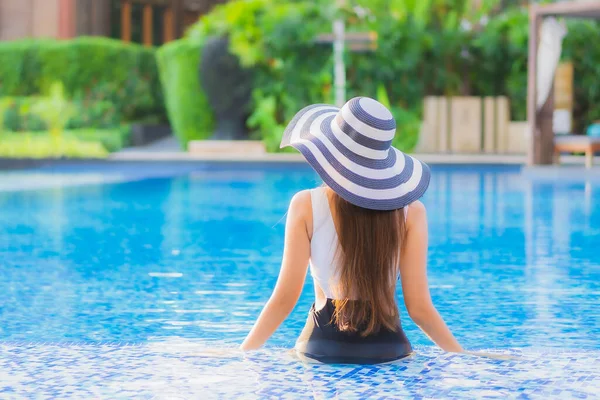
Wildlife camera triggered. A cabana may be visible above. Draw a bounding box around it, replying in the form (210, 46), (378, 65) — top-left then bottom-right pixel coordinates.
(527, 0), (600, 167)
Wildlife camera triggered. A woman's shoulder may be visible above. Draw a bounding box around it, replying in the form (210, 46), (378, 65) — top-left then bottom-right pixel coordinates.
(408, 200), (426, 213)
(287, 190), (313, 237)
(290, 189), (312, 205)
(288, 190), (313, 217)
(406, 200), (427, 226)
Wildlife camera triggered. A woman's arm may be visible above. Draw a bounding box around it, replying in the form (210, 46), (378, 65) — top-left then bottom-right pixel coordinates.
(399, 201), (463, 353)
(240, 191), (312, 351)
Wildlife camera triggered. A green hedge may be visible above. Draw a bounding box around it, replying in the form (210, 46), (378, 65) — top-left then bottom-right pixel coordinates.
(156, 39), (213, 147)
(0, 37), (164, 123)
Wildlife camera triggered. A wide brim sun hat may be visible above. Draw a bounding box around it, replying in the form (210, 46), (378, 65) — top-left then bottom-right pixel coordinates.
(280, 97), (430, 211)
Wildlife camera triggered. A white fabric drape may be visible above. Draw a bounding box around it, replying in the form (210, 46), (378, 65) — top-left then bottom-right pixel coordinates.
(536, 17), (568, 110)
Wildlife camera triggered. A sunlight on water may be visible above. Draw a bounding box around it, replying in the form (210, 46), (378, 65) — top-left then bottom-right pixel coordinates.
(1, 340), (597, 398)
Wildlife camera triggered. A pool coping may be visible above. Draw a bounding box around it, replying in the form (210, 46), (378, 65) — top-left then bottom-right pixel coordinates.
(0, 153), (597, 170)
(108, 152), (529, 164)
(0, 153), (528, 169)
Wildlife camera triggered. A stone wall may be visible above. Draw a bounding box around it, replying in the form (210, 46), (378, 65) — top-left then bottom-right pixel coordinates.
(417, 96), (528, 155)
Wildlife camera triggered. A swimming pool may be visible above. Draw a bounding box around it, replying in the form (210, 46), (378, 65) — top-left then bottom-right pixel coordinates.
(0, 162), (598, 398)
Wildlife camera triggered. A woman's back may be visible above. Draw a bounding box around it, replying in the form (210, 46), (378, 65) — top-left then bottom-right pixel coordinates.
(292, 186), (413, 364)
(240, 96), (464, 363)
(308, 186), (340, 300)
(309, 187), (407, 299)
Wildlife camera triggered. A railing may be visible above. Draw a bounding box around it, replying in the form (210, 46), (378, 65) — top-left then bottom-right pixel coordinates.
(119, 0), (183, 46)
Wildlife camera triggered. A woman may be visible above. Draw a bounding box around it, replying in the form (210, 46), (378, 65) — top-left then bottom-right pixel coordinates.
(240, 97), (463, 364)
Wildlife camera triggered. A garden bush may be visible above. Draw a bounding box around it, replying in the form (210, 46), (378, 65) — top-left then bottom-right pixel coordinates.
(156, 39), (213, 147)
(2, 97), (46, 132)
(0, 36), (164, 123)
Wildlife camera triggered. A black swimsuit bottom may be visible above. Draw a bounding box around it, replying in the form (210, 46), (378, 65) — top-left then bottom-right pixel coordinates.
(295, 299), (413, 365)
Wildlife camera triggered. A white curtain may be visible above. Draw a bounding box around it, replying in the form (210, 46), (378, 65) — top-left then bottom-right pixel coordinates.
(536, 17), (568, 110)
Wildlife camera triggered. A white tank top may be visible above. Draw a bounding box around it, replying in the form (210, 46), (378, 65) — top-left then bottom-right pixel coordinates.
(309, 187), (407, 299)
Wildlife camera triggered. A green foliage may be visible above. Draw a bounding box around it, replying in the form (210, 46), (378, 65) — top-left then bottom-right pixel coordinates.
(0, 37), (164, 123)
(156, 39), (213, 147)
(31, 82), (75, 138)
(376, 84), (420, 152)
(68, 100), (122, 130)
(2, 97), (46, 131)
(0, 98), (10, 134)
(67, 127), (131, 152)
(246, 92), (286, 153)
(0, 39), (48, 97)
(0, 133), (108, 159)
(177, 0), (600, 152)
(473, 7), (529, 120)
(185, 0), (332, 151)
(562, 20), (600, 130)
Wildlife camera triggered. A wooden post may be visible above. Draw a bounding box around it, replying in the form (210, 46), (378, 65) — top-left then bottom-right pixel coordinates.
(143, 4), (153, 46)
(121, 0), (132, 42)
(527, 7), (540, 165)
(89, 0), (110, 36)
(538, 84), (555, 164)
(163, 7), (174, 43)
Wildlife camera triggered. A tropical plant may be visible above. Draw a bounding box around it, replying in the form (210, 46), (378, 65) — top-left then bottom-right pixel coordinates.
(31, 82), (75, 139)
(184, 0), (333, 150)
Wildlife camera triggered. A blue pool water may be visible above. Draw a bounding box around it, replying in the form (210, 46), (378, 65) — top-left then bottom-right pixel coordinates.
(0, 162), (599, 398)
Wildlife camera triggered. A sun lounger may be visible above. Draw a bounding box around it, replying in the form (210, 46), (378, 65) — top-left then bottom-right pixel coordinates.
(554, 135), (600, 168)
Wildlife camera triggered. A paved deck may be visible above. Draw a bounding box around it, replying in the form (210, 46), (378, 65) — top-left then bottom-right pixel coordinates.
(522, 165), (600, 182)
(107, 136), (600, 166)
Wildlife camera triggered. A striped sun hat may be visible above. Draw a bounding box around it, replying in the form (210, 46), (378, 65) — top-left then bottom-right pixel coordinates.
(280, 96), (431, 211)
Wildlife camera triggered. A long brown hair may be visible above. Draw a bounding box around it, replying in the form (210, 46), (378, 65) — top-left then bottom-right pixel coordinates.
(328, 189), (407, 336)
